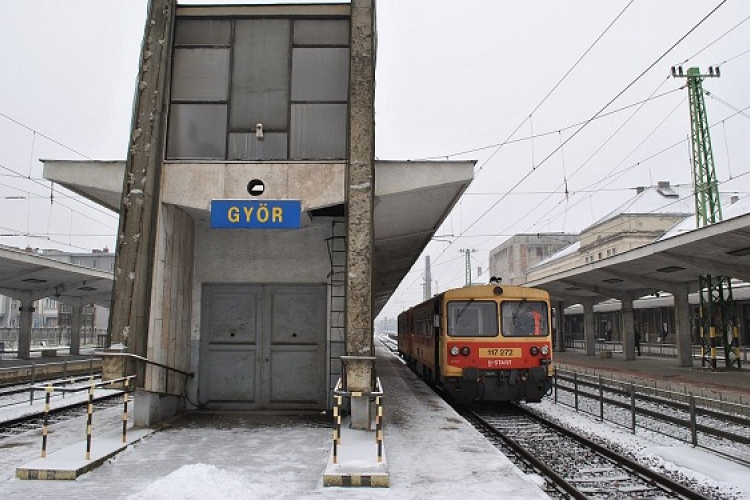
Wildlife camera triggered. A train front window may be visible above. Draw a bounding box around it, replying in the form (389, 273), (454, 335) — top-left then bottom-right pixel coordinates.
(502, 301), (549, 337)
(447, 301), (498, 337)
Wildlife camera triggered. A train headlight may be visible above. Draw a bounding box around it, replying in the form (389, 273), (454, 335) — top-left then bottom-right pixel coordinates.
(450, 346), (460, 356)
(460, 347), (471, 356)
(530, 346), (540, 356)
(541, 345), (550, 356)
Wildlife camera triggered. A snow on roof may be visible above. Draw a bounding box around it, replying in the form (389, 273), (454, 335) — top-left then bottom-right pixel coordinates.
(530, 240), (580, 269)
(660, 194), (750, 240)
(590, 182), (694, 231)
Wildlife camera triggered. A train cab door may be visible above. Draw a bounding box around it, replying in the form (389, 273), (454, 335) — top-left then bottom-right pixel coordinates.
(433, 301), (442, 384)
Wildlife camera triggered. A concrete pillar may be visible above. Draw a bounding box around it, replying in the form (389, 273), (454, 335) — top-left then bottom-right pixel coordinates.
(674, 286), (694, 367)
(108, 0), (174, 383)
(69, 305), (83, 355)
(18, 298), (34, 360)
(555, 300), (566, 352)
(583, 301), (596, 356)
(621, 298), (636, 360)
(345, 0), (376, 430)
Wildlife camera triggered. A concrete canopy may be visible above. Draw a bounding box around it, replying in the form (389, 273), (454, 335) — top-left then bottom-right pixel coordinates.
(43, 159), (475, 315)
(0, 245), (113, 307)
(526, 212), (750, 303)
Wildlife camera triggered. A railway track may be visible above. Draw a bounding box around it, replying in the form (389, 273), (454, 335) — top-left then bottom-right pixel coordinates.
(459, 403), (712, 500)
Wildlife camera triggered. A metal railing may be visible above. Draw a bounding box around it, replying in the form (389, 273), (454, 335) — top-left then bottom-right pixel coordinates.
(95, 352), (194, 394)
(36, 375), (136, 460)
(0, 327), (107, 352)
(331, 377), (385, 465)
(552, 368), (750, 455)
(0, 357), (100, 395)
(562, 338), (750, 362)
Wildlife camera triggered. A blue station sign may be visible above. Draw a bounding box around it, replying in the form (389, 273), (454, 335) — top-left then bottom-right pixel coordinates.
(210, 200), (302, 229)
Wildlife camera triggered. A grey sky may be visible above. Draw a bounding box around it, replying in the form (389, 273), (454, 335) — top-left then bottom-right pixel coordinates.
(1, 1), (748, 321)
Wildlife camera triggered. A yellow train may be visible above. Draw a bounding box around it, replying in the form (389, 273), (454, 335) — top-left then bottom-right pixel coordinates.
(398, 284), (554, 403)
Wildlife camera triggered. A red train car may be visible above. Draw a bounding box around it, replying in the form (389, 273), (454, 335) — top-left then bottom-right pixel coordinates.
(397, 284), (553, 403)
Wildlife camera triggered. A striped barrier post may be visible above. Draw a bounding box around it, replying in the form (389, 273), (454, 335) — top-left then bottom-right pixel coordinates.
(41, 385), (53, 458)
(710, 326), (717, 370)
(85, 380), (94, 460)
(332, 395), (342, 464)
(732, 326), (741, 369)
(375, 396), (383, 463)
(122, 378), (130, 443)
(29, 363), (36, 405)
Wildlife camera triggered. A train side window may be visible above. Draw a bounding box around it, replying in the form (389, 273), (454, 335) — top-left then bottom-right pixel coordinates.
(447, 301), (498, 337)
(502, 301), (549, 337)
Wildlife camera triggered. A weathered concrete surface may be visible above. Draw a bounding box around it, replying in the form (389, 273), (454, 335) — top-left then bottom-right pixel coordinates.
(345, 0), (376, 430)
(161, 162), (346, 213)
(345, 0), (375, 358)
(109, 0), (174, 384)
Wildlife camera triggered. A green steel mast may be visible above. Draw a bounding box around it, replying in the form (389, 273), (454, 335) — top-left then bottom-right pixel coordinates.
(672, 65), (739, 369)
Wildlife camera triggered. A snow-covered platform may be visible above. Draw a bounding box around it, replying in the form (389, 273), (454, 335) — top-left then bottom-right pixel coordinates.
(555, 349), (750, 404)
(1, 342), (550, 498)
(16, 428), (152, 480)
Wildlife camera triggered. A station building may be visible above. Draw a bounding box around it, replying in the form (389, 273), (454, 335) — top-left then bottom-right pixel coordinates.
(43, 1), (474, 425)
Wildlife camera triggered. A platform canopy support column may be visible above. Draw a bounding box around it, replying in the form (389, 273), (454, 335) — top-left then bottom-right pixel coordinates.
(673, 286), (693, 367)
(344, 0), (376, 430)
(69, 303), (83, 356)
(620, 296), (636, 360)
(583, 300), (597, 356)
(17, 296), (35, 360)
(555, 300), (566, 352)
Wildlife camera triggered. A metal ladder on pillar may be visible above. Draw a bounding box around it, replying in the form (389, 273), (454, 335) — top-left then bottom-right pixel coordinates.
(326, 220), (347, 397)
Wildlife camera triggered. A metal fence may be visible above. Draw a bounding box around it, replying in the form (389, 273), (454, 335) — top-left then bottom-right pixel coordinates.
(563, 338), (750, 363)
(0, 327), (107, 352)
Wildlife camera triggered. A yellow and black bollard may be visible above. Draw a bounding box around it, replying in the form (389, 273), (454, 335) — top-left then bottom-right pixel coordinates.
(122, 379), (130, 443)
(375, 396), (383, 463)
(41, 384), (53, 458)
(332, 395), (342, 464)
(710, 326), (717, 370)
(85, 380), (94, 460)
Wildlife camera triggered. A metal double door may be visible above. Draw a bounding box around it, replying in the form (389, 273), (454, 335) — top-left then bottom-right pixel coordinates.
(200, 283), (326, 409)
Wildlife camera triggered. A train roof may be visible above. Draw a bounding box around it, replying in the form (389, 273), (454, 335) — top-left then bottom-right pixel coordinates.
(398, 285), (550, 317)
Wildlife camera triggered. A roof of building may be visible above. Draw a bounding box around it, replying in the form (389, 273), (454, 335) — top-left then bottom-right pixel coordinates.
(659, 194), (750, 240)
(587, 181), (694, 232)
(529, 182), (712, 270)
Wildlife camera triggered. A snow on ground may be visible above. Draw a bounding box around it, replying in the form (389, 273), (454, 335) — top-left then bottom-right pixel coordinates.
(1, 344), (749, 499)
(527, 399), (750, 499)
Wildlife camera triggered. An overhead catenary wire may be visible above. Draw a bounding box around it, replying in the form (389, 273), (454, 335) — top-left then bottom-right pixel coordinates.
(391, 0), (728, 304)
(449, 0), (727, 240)
(515, 102), (750, 239)
(413, 88), (682, 161)
(675, 13), (750, 66)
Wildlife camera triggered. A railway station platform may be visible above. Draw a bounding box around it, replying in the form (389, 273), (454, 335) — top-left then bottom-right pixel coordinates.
(2, 343), (550, 499)
(554, 349), (750, 405)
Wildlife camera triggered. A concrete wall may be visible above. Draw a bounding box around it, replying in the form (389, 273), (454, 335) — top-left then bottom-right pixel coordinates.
(187, 215), (341, 402)
(161, 163), (345, 214)
(146, 204), (195, 395)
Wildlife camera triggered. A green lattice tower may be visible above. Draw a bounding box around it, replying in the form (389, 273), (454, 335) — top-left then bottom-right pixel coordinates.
(675, 66), (739, 369)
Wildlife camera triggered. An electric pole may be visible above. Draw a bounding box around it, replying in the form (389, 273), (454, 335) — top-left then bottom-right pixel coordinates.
(423, 255), (432, 301)
(460, 249), (476, 287)
(672, 65), (739, 370)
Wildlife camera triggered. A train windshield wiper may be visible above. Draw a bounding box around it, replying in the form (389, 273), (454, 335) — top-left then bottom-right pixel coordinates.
(456, 299), (474, 319)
